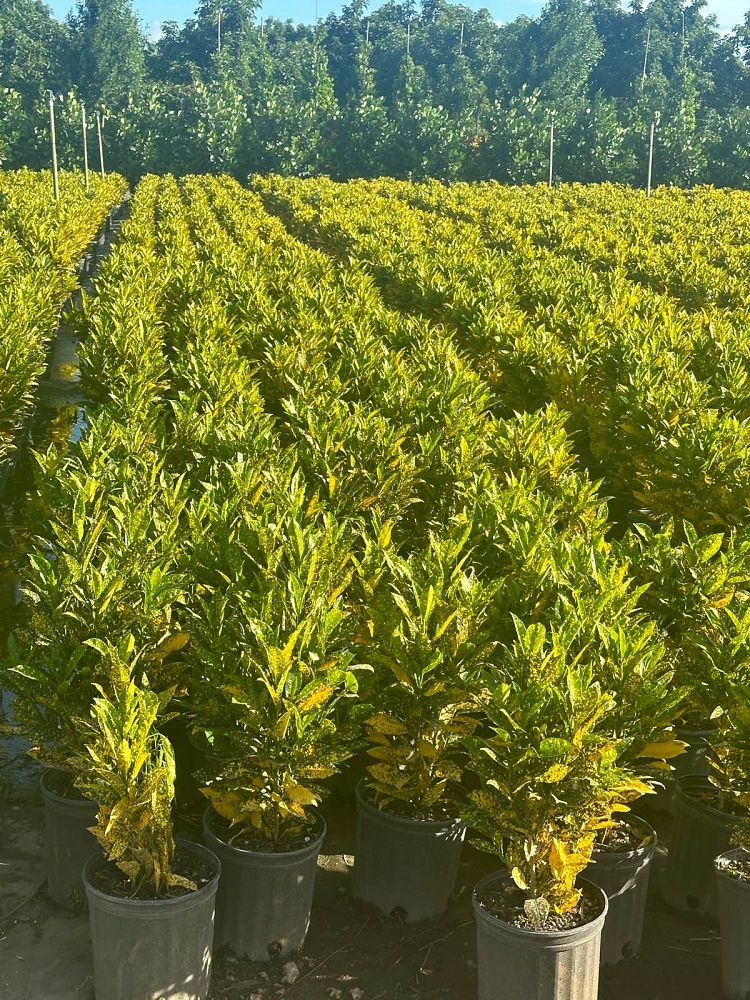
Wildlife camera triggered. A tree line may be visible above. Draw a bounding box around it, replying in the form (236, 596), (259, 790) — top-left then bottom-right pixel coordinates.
(2, 0), (750, 186)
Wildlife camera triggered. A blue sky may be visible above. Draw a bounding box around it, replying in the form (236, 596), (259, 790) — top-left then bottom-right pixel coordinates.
(47, 0), (748, 37)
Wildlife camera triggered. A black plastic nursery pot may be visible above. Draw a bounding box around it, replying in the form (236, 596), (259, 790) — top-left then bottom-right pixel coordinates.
(646, 725), (714, 814)
(351, 780), (466, 923)
(661, 774), (736, 921)
(672, 725), (714, 780)
(472, 872), (608, 1000)
(586, 817), (657, 966)
(203, 806), (325, 962)
(82, 838), (220, 1000)
(40, 769), (99, 907)
(715, 847), (750, 1000)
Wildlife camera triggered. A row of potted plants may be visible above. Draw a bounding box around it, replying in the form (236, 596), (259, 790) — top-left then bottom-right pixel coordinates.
(255, 175), (750, 537)
(0, 168), (125, 478)
(5, 173), (750, 1000)
(16, 545), (750, 1000)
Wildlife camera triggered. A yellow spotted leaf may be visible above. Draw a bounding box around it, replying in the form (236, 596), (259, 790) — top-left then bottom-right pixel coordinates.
(639, 741), (688, 760)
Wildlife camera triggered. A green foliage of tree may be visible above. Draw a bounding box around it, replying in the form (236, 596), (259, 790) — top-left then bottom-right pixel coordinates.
(0, 0), (70, 98)
(3, 0), (750, 187)
(333, 44), (392, 178)
(532, 0), (604, 123)
(68, 0), (146, 111)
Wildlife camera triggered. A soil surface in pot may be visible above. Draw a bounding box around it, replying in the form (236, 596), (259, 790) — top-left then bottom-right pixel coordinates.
(474, 880), (604, 931)
(209, 813), (324, 853)
(716, 854), (750, 882)
(594, 816), (654, 854)
(88, 845), (214, 900)
(43, 769), (90, 801)
(683, 786), (741, 815)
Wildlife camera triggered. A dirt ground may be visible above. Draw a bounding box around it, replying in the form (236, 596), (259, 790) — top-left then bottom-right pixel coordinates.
(0, 755), (724, 1000)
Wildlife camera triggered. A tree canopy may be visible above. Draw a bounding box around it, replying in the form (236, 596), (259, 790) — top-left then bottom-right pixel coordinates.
(1, 0), (750, 186)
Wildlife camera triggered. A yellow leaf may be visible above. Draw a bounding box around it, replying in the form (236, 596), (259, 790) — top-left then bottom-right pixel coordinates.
(378, 521), (393, 548)
(385, 660), (413, 686)
(418, 738), (438, 759)
(297, 683), (335, 713)
(510, 866), (528, 890)
(298, 764), (337, 779)
(286, 782), (318, 806)
(368, 762), (408, 788)
(202, 787), (244, 824)
(150, 632), (190, 658)
(549, 839), (569, 878)
(274, 710), (292, 739)
(539, 763), (570, 782)
(365, 713), (408, 736)
(433, 612), (457, 641)
(639, 740), (688, 760)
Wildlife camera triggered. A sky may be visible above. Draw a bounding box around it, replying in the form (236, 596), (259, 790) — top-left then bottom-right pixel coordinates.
(47, 0), (749, 38)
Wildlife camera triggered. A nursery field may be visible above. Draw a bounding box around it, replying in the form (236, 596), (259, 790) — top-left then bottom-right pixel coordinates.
(3, 174), (750, 1000)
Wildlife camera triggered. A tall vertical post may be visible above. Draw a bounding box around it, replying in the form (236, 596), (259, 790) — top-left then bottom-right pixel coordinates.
(548, 119), (554, 188)
(459, 22), (464, 56)
(647, 121), (655, 197)
(82, 103), (90, 191)
(48, 92), (59, 202)
(642, 27), (651, 85)
(217, 8), (222, 52)
(96, 111), (105, 178)
(365, 18), (370, 46)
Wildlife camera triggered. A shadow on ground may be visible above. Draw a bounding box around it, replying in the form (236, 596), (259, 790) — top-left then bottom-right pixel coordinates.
(0, 784), (723, 1000)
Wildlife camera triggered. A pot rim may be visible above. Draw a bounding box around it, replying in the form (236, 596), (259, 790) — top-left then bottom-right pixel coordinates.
(715, 846), (750, 883)
(472, 870), (608, 941)
(82, 837), (221, 909)
(675, 773), (737, 821)
(355, 778), (464, 830)
(40, 768), (97, 807)
(591, 815), (658, 863)
(674, 723), (717, 738)
(203, 805), (327, 859)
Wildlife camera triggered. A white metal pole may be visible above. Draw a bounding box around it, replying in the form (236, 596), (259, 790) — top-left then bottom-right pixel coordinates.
(82, 103), (90, 190)
(96, 112), (105, 178)
(49, 92), (59, 202)
(459, 22), (464, 56)
(548, 120), (554, 187)
(642, 28), (651, 84)
(217, 8), (222, 52)
(647, 121), (655, 197)
(365, 19), (370, 46)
